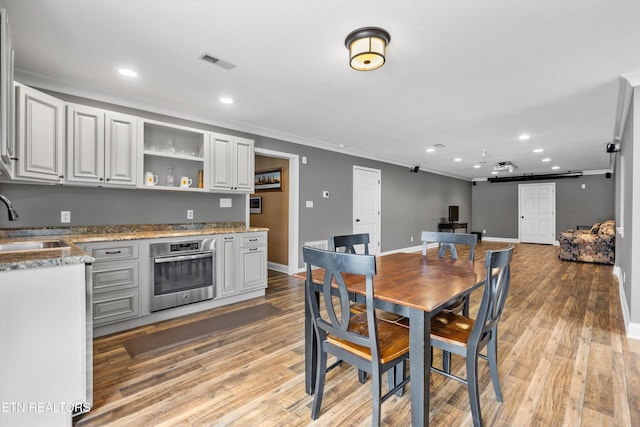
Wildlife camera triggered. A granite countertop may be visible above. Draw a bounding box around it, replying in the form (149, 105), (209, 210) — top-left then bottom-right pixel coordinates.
(0, 222), (268, 271)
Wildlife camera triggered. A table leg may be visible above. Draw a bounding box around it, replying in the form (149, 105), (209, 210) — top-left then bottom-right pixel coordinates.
(409, 308), (431, 426)
(304, 283), (318, 395)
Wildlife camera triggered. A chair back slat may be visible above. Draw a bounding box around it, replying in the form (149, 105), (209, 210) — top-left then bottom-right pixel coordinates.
(469, 245), (514, 345)
(303, 246), (378, 351)
(331, 233), (370, 255)
(420, 231), (477, 260)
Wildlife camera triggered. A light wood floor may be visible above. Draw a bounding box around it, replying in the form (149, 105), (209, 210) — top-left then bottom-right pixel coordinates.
(74, 242), (640, 426)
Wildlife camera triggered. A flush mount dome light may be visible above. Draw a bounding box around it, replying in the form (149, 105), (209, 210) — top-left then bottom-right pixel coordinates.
(345, 27), (391, 71)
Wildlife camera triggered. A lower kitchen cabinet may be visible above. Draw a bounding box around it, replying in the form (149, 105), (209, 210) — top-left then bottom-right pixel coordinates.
(237, 233), (267, 292)
(217, 231), (267, 298)
(80, 241), (141, 326)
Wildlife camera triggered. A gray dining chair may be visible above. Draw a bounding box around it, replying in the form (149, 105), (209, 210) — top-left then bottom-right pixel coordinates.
(429, 244), (514, 427)
(330, 232), (370, 255)
(303, 246), (410, 426)
(420, 231), (478, 316)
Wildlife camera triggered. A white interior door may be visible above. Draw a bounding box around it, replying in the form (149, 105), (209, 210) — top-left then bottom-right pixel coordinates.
(353, 166), (381, 255)
(519, 182), (556, 244)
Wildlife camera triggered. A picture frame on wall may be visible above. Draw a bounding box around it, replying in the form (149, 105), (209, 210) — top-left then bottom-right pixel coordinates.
(255, 168), (282, 192)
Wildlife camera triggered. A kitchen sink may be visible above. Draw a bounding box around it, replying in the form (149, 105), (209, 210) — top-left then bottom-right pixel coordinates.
(0, 240), (70, 253)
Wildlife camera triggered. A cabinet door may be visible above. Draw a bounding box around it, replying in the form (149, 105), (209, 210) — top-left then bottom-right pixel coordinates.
(234, 137), (255, 192)
(105, 112), (138, 186)
(219, 235), (237, 296)
(210, 133), (233, 190)
(0, 10), (14, 176)
(66, 104), (104, 184)
(15, 85), (64, 182)
(237, 246), (267, 292)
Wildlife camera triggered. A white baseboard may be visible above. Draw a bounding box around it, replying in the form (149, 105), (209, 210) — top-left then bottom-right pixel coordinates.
(481, 237), (520, 243)
(267, 261), (289, 274)
(614, 266), (640, 340)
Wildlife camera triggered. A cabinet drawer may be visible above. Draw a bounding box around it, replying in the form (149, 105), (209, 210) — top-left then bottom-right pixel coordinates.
(89, 242), (139, 261)
(93, 289), (139, 326)
(92, 260), (138, 294)
(241, 234), (265, 247)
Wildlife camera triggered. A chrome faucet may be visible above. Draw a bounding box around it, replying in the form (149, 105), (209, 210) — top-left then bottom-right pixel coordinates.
(0, 194), (19, 221)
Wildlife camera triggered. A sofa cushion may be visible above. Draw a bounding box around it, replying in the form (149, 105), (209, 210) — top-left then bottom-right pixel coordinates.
(599, 220), (616, 236)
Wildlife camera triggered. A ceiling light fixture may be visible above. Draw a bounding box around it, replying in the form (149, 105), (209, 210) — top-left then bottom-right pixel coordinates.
(219, 97), (234, 104)
(345, 27), (391, 71)
(454, 158), (462, 162)
(426, 148), (435, 153)
(118, 68), (138, 78)
(533, 148), (544, 153)
(518, 134), (531, 141)
(542, 158), (551, 162)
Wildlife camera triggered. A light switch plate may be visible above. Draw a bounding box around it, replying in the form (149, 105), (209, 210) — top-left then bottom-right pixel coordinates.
(306, 200), (313, 208)
(220, 198), (232, 208)
(322, 191), (329, 198)
(61, 211), (71, 223)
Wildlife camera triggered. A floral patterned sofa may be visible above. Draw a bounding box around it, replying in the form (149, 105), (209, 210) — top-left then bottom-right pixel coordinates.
(558, 220), (616, 264)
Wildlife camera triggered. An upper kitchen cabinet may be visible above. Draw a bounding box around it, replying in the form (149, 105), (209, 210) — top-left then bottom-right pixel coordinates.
(66, 103), (139, 187)
(141, 120), (208, 190)
(0, 8), (14, 178)
(209, 133), (254, 193)
(15, 84), (65, 183)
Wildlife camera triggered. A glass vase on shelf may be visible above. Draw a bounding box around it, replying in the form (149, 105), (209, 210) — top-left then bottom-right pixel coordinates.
(166, 165), (175, 187)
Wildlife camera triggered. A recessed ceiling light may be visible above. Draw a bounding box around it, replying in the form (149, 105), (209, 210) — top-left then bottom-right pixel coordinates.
(552, 166), (560, 170)
(454, 158), (462, 162)
(518, 134), (531, 141)
(542, 158), (551, 162)
(533, 148), (544, 153)
(219, 97), (234, 104)
(491, 171), (499, 175)
(118, 68), (138, 78)
(426, 148), (435, 153)
(473, 164), (481, 169)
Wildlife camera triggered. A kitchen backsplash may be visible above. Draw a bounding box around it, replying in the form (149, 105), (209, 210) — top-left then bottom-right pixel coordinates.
(0, 183), (246, 228)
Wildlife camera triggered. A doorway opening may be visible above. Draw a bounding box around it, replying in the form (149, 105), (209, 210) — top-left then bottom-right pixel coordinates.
(252, 148), (299, 275)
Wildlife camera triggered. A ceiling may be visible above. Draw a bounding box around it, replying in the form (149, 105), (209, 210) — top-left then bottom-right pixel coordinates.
(4, 0), (640, 180)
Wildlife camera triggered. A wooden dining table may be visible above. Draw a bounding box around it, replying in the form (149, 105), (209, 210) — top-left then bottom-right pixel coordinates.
(304, 251), (487, 426)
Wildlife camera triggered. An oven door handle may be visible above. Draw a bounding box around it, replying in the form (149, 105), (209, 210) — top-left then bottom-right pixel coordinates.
(154, 252), (213, 264)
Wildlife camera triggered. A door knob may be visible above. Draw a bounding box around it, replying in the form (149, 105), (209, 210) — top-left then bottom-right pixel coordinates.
(355, 219), (361, 222)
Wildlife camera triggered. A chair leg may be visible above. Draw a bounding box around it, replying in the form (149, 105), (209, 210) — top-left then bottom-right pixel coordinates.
(388, 361), (405, 397)
(462, 296), (470, 317)
(487, 334), (503, 402)
(359, 369), (368, 383)
(371, 368), (382, 427)
(443, 350), (451, 373)
(311, 348), (328, 420)
(467, 351), (483, 427)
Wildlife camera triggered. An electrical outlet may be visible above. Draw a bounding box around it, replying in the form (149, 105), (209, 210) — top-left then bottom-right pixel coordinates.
(60, 211), (71, 223)
(483, 229), (487, 234)
(410, 236), (414, 242)
(322, 190), (329, 198)
(187, 209), (194, 219)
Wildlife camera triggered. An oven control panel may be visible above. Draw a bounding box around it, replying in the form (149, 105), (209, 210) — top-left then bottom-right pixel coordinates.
(170, 242), (200, 252)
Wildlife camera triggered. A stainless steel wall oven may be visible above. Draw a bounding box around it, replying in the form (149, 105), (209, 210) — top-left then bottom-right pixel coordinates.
(150, 238), (215, 312)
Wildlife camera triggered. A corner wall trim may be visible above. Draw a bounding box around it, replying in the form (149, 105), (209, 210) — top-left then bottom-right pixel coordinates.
(616, 266), (640, 341)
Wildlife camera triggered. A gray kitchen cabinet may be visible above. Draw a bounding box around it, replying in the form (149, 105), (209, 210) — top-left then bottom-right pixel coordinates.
(237, 232), (267, 292)
(66, 103), (139, 187)
(217, 234), (237, 297)
(216, 231), (267, 298)
(14, 84), (65, 183)
(209, 133), (254, 192)
(0, 8), (14, 179)
(81, 241), (140, 326)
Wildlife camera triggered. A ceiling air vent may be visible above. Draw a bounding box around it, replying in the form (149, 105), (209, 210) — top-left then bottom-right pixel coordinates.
(200, 53), (236, 70)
